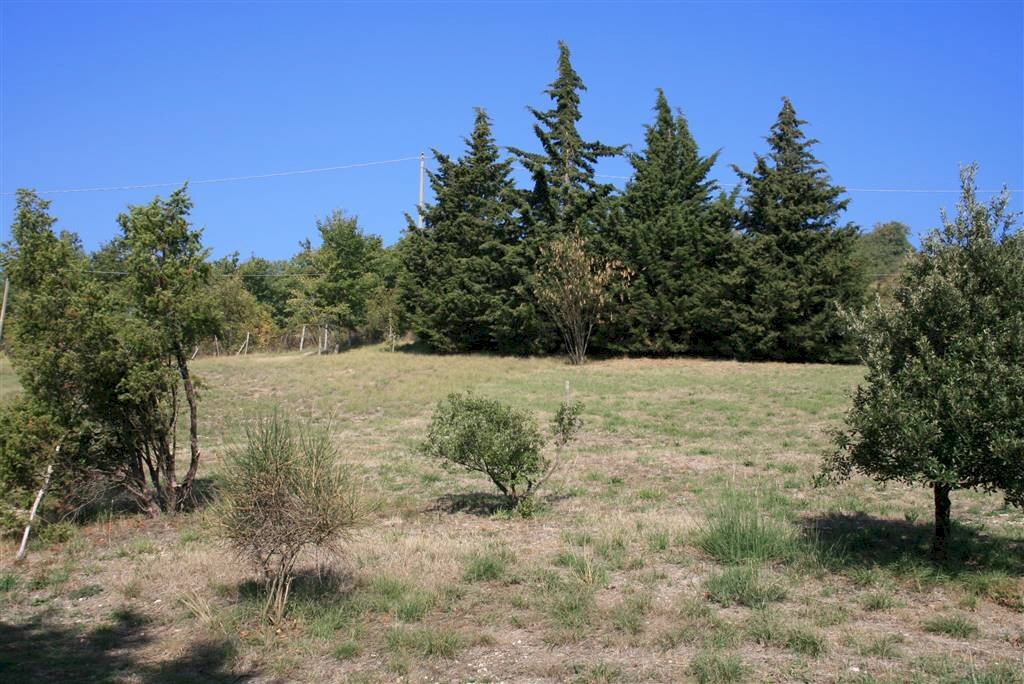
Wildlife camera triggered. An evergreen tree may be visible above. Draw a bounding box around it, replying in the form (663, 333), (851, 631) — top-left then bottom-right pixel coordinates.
(509, 41), (623, 239)
(609, 89), (722, 354)
(728, 98), (863, 362)
(2, 187), (218, 514)
(400, 109), (532, 353)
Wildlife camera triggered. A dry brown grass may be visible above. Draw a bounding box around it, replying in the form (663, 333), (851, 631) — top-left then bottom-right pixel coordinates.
(1, 346), (1022, 682)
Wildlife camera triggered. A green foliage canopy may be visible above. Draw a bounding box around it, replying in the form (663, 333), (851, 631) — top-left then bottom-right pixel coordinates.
(822, 165), (1023, 558)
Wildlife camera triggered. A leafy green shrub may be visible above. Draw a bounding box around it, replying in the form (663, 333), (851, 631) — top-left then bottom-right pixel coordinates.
(421, 393), (583, 507)
(219, 411), (362, 624)
(0, 398), (59, 534)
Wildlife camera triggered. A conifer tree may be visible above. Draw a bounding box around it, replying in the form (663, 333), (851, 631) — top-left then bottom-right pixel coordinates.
(610, 89), (722, 354)
(729, 98), (862, 361)
(509, 41), (623, 239)
(400, 109), (532, 353)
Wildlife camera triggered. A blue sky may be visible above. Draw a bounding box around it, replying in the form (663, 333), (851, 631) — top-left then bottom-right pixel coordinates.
(2, 1), (1022, 260)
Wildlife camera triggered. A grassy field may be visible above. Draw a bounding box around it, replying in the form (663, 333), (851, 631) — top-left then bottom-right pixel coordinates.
(1, 348), (1022, 683)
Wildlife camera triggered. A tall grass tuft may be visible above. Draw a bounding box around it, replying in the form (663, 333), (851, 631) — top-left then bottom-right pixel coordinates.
(696, 487), (803, 564)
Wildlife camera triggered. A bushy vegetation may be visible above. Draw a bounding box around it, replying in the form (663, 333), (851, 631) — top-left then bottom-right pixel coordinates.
(218, 412), (362, 623)
(1, 187), (217, 515)
(420, 393), (582, 509)
(0, 398), (59, 532)
(822, 164), (1024, 559)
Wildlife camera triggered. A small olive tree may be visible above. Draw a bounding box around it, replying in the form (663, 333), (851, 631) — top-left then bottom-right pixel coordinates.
(820, 165), (1023, 561)
(534, 233), (630, 364)
(219, 412), (361, 623)
(421, 393), (583, 510)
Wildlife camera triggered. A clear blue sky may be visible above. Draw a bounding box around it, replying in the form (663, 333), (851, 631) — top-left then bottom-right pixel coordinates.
(2, 1), (1022, 260)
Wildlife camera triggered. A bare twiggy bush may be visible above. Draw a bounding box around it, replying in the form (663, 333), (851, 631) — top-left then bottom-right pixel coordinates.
(218, 412), (361, 623)
(533, 233), (631, 365)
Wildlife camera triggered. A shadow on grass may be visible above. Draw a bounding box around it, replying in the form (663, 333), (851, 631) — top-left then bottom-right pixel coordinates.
(0, 607), (249, 683)
(393, 339), (438, 355)
(432, 491), (512, 516)
(236, 564), (356, 604)
(431, 490), (577, 517)
(805, 512), (1024, 577)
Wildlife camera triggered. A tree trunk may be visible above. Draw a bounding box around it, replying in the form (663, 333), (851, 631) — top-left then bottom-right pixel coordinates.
(175, 348), (202, 507)
(932, 483), (952, 562)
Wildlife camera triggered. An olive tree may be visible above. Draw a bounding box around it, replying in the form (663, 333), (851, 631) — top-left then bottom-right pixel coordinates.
(821, 165), (1023, 560)
(421, 392), (583, 511)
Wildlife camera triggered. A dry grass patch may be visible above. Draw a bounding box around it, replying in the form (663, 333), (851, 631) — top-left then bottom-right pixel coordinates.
(2, 348), (1022, 682)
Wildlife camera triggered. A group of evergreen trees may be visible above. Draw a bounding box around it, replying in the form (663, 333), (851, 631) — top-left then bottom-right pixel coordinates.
(2, 42), (916, 365)
(401, 42), (877, 362)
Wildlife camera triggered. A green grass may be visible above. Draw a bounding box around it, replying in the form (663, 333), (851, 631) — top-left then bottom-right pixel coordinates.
(385, 625), (463, 658)
(608, 592), (652, 635)
(116, 538), (157, 559)
(332, 640), (361, 660)
(745, 611), (827, 656)
(554, 551), (609, 587)
(688, 651), (747, 684)
(463, 547), (515, 582)
(860, 590), (898, 611)
(705, 565), (786, 608)
(68, 583), (104, 599)
(696, 487), (804, 564)
(856, 633), (904, 659)
(922, 613), (979, 639)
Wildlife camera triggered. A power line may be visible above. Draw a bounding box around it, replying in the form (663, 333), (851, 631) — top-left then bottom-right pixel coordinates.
(0, 156), (421, 197)
(4, 158), (1018, 198)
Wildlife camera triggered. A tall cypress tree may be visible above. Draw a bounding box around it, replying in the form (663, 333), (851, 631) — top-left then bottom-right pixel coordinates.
(609, 89), (721, 354)
(400, 109), (531, 353)
(728, 98), (863, 362)
(509, 41), (623, 239)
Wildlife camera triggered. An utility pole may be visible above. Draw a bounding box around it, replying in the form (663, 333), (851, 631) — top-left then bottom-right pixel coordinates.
(417, 152), (425, 229)
(0, 277), (9, 343)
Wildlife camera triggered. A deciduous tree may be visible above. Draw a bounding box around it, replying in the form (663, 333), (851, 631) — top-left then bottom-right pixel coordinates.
(821, 165), (1023, 560)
